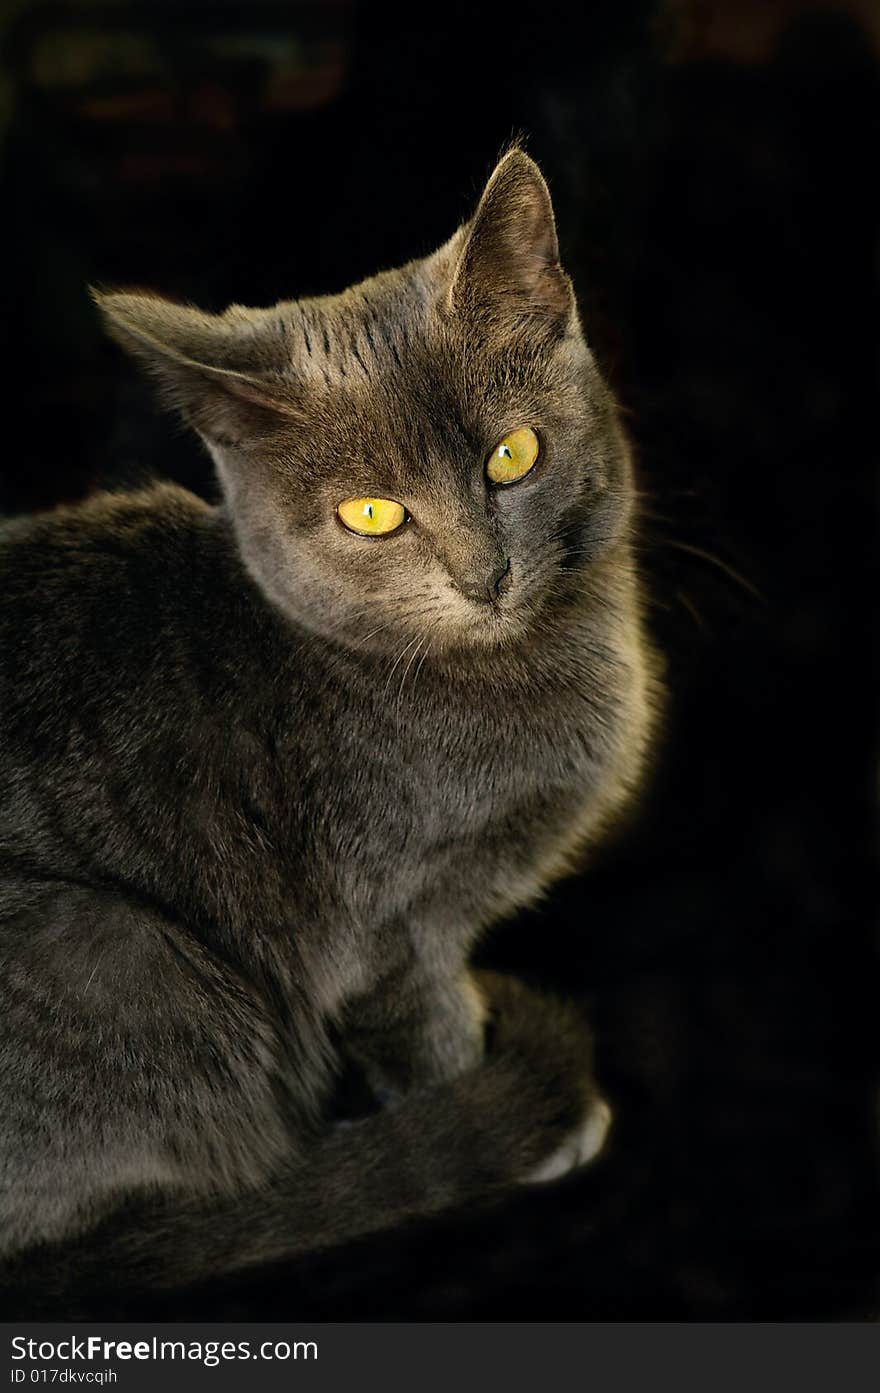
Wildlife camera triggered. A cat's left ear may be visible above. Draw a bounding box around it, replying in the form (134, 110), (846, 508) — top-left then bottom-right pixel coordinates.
(92, 290), (292, 447)
(446, 149), (573, 328)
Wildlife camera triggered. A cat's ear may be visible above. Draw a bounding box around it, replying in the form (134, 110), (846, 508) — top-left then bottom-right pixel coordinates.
(92, 290), (291, 446)
(447, 149), (573, 327)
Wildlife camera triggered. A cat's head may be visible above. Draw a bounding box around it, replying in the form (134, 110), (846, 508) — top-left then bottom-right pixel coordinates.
(95, 149), (634, 657)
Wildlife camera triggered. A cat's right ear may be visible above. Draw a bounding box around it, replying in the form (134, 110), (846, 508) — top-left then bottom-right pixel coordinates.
(445, 149), (574, 331)
(92, 290), (292, 447)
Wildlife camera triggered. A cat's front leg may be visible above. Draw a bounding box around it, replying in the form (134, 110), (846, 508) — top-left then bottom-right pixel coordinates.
(341, 968), (486, 1101)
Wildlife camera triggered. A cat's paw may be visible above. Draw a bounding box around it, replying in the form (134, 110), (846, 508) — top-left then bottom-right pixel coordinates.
(523, 1097), (612, 1184)
(470, 970), (610, 1183)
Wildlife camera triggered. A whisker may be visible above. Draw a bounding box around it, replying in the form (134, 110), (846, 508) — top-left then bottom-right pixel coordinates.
(82, 949), (108, 996)
(350, 617), (399, 649)
(410, 633), (434, 696)
(383, 632), (423, 698)
(674, 588), (709, 631)
(395, 632), (428, 717)
(660, 540), (763, 600)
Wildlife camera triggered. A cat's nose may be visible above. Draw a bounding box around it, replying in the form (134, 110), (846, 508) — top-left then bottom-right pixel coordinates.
(459, 557), (510, 604)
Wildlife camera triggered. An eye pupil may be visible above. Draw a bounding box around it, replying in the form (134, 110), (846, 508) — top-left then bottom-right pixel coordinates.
(337, 496), (406, 536)
(486, 426), (540, 486)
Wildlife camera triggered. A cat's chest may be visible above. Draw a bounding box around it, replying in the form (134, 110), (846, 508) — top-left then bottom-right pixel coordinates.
(395, 702), (591, 833)
(320, 663), (615, 899)
(249, 635), (641, 997)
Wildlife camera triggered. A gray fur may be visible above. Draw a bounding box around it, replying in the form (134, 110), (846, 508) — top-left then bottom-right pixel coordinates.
(0, 150), (659, 1296)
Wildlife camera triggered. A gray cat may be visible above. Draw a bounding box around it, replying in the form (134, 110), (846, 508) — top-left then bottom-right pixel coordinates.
(0, 149), (658, 1300)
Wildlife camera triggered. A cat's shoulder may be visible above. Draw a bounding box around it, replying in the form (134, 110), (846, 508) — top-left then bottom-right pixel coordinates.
(0, 482), (217, 599)
(0, 484), (228, 674)
(0, 481), (209, 555)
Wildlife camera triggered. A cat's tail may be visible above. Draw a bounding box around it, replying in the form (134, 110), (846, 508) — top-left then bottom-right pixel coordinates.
(0, 973), (611, 1314)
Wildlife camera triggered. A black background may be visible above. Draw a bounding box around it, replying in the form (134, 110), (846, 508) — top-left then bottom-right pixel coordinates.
(1, 0), (877, 1319)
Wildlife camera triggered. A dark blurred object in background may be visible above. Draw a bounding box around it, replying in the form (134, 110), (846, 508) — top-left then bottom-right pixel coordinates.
(1, 0), (877, 1320)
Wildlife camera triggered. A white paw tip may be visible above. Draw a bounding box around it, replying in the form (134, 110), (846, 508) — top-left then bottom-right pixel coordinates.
(524, 1098), (613, 1185)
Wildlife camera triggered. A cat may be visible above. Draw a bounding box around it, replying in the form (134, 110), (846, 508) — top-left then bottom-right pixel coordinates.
(0, 148), (657, 1307)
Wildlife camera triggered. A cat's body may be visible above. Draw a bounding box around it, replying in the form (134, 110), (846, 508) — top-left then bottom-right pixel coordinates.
(0, 151), (656, 1303)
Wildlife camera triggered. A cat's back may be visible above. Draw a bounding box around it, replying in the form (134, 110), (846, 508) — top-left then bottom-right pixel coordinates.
(0, 483), (260, 723)
(0, 483), (271, 863)
(0, 483), (211, 652)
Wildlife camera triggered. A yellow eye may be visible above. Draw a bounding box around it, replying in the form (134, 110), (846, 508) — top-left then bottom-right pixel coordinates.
(486, 426), (540, 485)
(337, 496), (407, 537)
